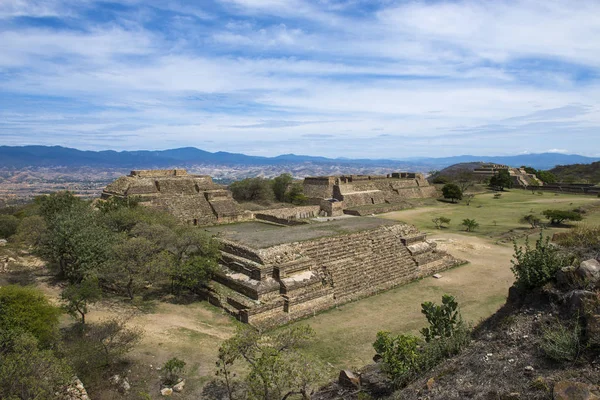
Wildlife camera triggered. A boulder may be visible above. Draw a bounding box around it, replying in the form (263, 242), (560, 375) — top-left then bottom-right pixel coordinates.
(585, 314), (600, 346)
(160, 387), (173, 396)
(553, 380), (599, 400)
(577, 260), (600, 283)
(565, 290), (596, 313)
(338, 370), (360, 388)
(359, 363), (393, 397)
(556, 266), (577, 288)
(173, 379), (185, 393)
(0, 239), (7, 246)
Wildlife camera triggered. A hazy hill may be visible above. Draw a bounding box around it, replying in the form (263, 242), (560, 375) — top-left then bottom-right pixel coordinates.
(549, 161), (600, 184)
(0, 146), (598, 171)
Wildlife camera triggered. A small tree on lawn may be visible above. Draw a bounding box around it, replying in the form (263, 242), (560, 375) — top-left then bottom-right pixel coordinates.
(489, 169), (512, 191)
(432, 217), (451, 229)
(462, 219), (479, 232)
(463, 194), (475, 206)
(542, 209), (583, 225)
(520, 214), (541, 229)
(442, 183), (463, 203)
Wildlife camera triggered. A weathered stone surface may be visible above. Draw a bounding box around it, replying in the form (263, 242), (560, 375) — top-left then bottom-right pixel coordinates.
(359, 363), (393, 397)
(553, 380), (599, 400)
(173, 380), (185, 392)
(338, 370), (360, 388)
(556, 266), (578, 288)
(565, 290), (596, 313)
(577, 259), (600, 283)
(102, 169), (250, 225)
(160, 387), (173, 396)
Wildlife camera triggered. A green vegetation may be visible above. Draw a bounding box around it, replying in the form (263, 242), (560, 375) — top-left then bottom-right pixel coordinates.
(540, 318), (582, 362)
(0, 285), (61, 347)
(229, 173), (308, 205)
(521, 165), (558, 184)
(61, 277), (102, 325)
(543, 209), (584, 225)
(163, 357), (187, 385)
(442, 183), (462, 203)
(511, 232), (567, 290)
(420, 294), (462, 342)
(520, 214), (541, 228)
(462, 218), (479, 232)
(374, 295), (470, 387)
(432, 216), (451, 229)
(549, 161), (600, 184)
(214, 325), (328, 400)
(382, 190), (600, 238)
(489, 169), (512, 191)
(0, 214), (19, 239)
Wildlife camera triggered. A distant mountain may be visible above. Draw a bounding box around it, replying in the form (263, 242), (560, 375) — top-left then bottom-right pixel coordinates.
(0, 146), (597, 171)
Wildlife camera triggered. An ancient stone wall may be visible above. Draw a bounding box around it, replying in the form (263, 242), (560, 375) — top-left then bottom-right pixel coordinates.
(254, 206), (321, 225)
(102, 169), (250, 225)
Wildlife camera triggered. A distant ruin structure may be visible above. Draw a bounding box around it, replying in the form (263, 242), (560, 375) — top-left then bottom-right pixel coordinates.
(102, 169), (250, 225)
(304, 173), (437, 215)
(473, 164), (541, 187)
(204, 218), (460, 327)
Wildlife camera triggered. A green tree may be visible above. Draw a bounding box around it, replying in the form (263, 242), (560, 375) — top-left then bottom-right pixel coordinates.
(542, 209), (583, 225)
(272, 173), (294, 202)
(12, 215), (47, 246)
(0, 331), (72, 400)
(36, 191), (83, 224)
(0, 285), (61, 348)
(229, 178), (274, 203)
(0, 214), (19, 239)
(215, 325), (327, 400)
(442, 183), (463, 203)
(61, 277), (102, 325)
(536, 170), (557, 184)
(39, 206), (116, 282)
(489, 169), (512, 191)
(461, 218), (479, 232)
(520, 214), (541, 228)
(285, 183), (308, 205)
(66, 318), (142, 371)
(432, 217), (451, 229)
(106, 237), (169, 299)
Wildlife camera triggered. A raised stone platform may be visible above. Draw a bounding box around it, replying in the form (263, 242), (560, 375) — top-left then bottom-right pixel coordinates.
(102, 169), (250, 225)
(204, 217), (460, 328)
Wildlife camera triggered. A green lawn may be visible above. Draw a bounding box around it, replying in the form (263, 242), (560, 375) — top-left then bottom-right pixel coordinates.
(380, 189), (600, 239)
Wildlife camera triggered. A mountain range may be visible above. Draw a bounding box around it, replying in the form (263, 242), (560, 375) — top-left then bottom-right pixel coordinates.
(0, 145), (598, 171)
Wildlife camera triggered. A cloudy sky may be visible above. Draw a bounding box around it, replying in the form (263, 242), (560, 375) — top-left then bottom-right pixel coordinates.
(1, 0), (599, 158)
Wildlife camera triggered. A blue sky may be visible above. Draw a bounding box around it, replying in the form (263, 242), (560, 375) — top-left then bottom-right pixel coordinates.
(1, 0), (599, 158)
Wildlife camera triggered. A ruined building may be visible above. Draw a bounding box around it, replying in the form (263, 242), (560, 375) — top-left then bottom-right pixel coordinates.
(205, 218), (459, 328)
(101, 169), (250, 225)
(304, 173), (437, 215)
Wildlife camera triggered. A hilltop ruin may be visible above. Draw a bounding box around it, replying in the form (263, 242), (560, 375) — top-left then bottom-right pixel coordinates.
(204, 217), (459, 327)
(304, 172), (437, 216)
(101, 169), (250, 225)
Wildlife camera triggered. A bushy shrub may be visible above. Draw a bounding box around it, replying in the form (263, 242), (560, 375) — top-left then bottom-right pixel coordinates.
(511, 232), (567, 289)
(432, 217), (451, 229)
(442, 183), (462, 203)
(420, 294), (461, 342)
(373, 332), (421, 380)
(462, 218), (479, 232)
(163, 357), (186, 385)
(0, 214), (19, 239)
(374, 295), (471, 387)
(0, 285), (61, 348)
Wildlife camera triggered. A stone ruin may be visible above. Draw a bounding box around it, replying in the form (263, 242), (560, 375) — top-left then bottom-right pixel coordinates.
(102, 169), (250, 225)
(204, 218), (460, 328)
(303, 172), (437, 216)
(473, 164), (541, 187)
